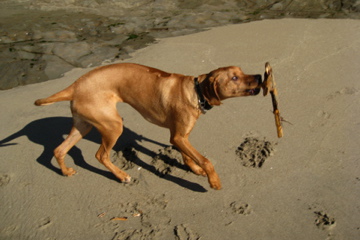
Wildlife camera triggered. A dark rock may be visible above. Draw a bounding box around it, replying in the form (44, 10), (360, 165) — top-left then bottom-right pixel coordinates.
(0, 0), (359, 90)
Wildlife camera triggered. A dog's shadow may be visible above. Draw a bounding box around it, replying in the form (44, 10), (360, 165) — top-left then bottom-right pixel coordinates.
(0, 117), (206, 192)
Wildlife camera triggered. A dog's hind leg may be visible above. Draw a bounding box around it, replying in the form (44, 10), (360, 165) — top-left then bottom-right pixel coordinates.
(180, 152), (206, 176)
(94, 113), (131, 183)
(54, 116), (93, 176)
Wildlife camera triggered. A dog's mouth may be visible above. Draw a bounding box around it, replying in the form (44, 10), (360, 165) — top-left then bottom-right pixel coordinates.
(244, 74), (262, 96)
(245, 87), (261, 96)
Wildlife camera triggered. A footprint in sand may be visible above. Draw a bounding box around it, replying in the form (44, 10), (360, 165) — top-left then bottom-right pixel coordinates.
(235, 137), (275, 168)
(314, 211), (336, 230)
(37, 217), (52, 230)
(113, 227), (161, 240)
(229, 201), (252, 215)
(100, 194), (170, 237)
(112, 146), (138, 170)
(0, 173), (11, 186)
(327, 87), (359, 100)
(309, 110), (331, 128)
(151, 146), (187, 177)
(174, 224), (200, 240)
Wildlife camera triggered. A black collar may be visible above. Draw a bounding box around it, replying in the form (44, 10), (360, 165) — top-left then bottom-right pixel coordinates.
(194, 77), (213, 114)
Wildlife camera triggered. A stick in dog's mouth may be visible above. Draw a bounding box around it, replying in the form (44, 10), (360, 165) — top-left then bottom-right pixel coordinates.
(261, 62), (283, 138)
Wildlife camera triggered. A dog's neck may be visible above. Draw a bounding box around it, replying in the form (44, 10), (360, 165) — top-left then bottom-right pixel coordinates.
(194, 77), (213, 114)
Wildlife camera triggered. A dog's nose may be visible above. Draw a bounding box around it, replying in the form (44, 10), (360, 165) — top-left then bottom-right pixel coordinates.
(254, 74), (262, 84)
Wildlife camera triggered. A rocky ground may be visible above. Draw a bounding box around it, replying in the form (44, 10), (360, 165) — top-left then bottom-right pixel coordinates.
(1, 0), (359, 89)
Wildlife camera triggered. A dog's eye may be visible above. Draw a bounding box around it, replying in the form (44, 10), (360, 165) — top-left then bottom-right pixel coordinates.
(232, 76), (238, 81)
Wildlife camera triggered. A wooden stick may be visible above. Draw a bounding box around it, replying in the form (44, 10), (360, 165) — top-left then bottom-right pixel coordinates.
(263, 62), (283, 138)
(110, 217), (128, 221)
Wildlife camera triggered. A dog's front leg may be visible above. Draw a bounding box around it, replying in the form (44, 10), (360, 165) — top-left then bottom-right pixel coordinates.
(170, 132), (221, 190)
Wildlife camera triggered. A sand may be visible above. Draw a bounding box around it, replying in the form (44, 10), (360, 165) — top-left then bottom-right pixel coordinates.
(1, 19), (360, 239)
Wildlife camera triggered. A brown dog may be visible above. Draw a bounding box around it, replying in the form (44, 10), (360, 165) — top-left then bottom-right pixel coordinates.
(35, 63), (262, 190)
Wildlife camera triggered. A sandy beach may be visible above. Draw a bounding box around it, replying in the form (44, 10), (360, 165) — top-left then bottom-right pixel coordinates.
(1, 18), (360, 239)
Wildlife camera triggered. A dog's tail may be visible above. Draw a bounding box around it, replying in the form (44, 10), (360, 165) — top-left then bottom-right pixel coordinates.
(34, 84), (74, 106)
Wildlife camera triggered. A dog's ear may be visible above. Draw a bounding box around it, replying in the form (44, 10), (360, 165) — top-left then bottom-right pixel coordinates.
(202, 75), (222, 106)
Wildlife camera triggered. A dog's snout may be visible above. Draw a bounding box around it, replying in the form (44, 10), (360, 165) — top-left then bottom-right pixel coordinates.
(254, 74), (262, 84)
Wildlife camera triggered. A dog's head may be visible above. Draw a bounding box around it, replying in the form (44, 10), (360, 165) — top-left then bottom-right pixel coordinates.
(200, 66), (262, 105)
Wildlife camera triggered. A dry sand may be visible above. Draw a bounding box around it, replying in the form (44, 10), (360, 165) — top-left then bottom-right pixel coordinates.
(1, 19), (360, 239)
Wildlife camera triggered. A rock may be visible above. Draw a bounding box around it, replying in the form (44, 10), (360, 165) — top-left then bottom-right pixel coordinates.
(353, 0), (360, 11)
(271, 3), (284, 11)
(42, 54), (75, 79)
(0, 59), (47, 90)
(0, 0), (359, 90)
(0, 61), (26, 89)
(78, 46), (120, 68)
(33, 30), (77, 42)
(52, 42), (91, 66)
(0, 36), (14, 44)
(16, 50), (37, 60)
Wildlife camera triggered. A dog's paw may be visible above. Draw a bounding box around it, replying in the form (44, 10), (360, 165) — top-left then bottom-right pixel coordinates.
(62, 167), (76, 176)
(122, 177), (139, 187)
(190, 166), (206, 176)
(210, 183), (222, 190)
(122, 175), (132, 183)
(209, 180), (222, 190)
